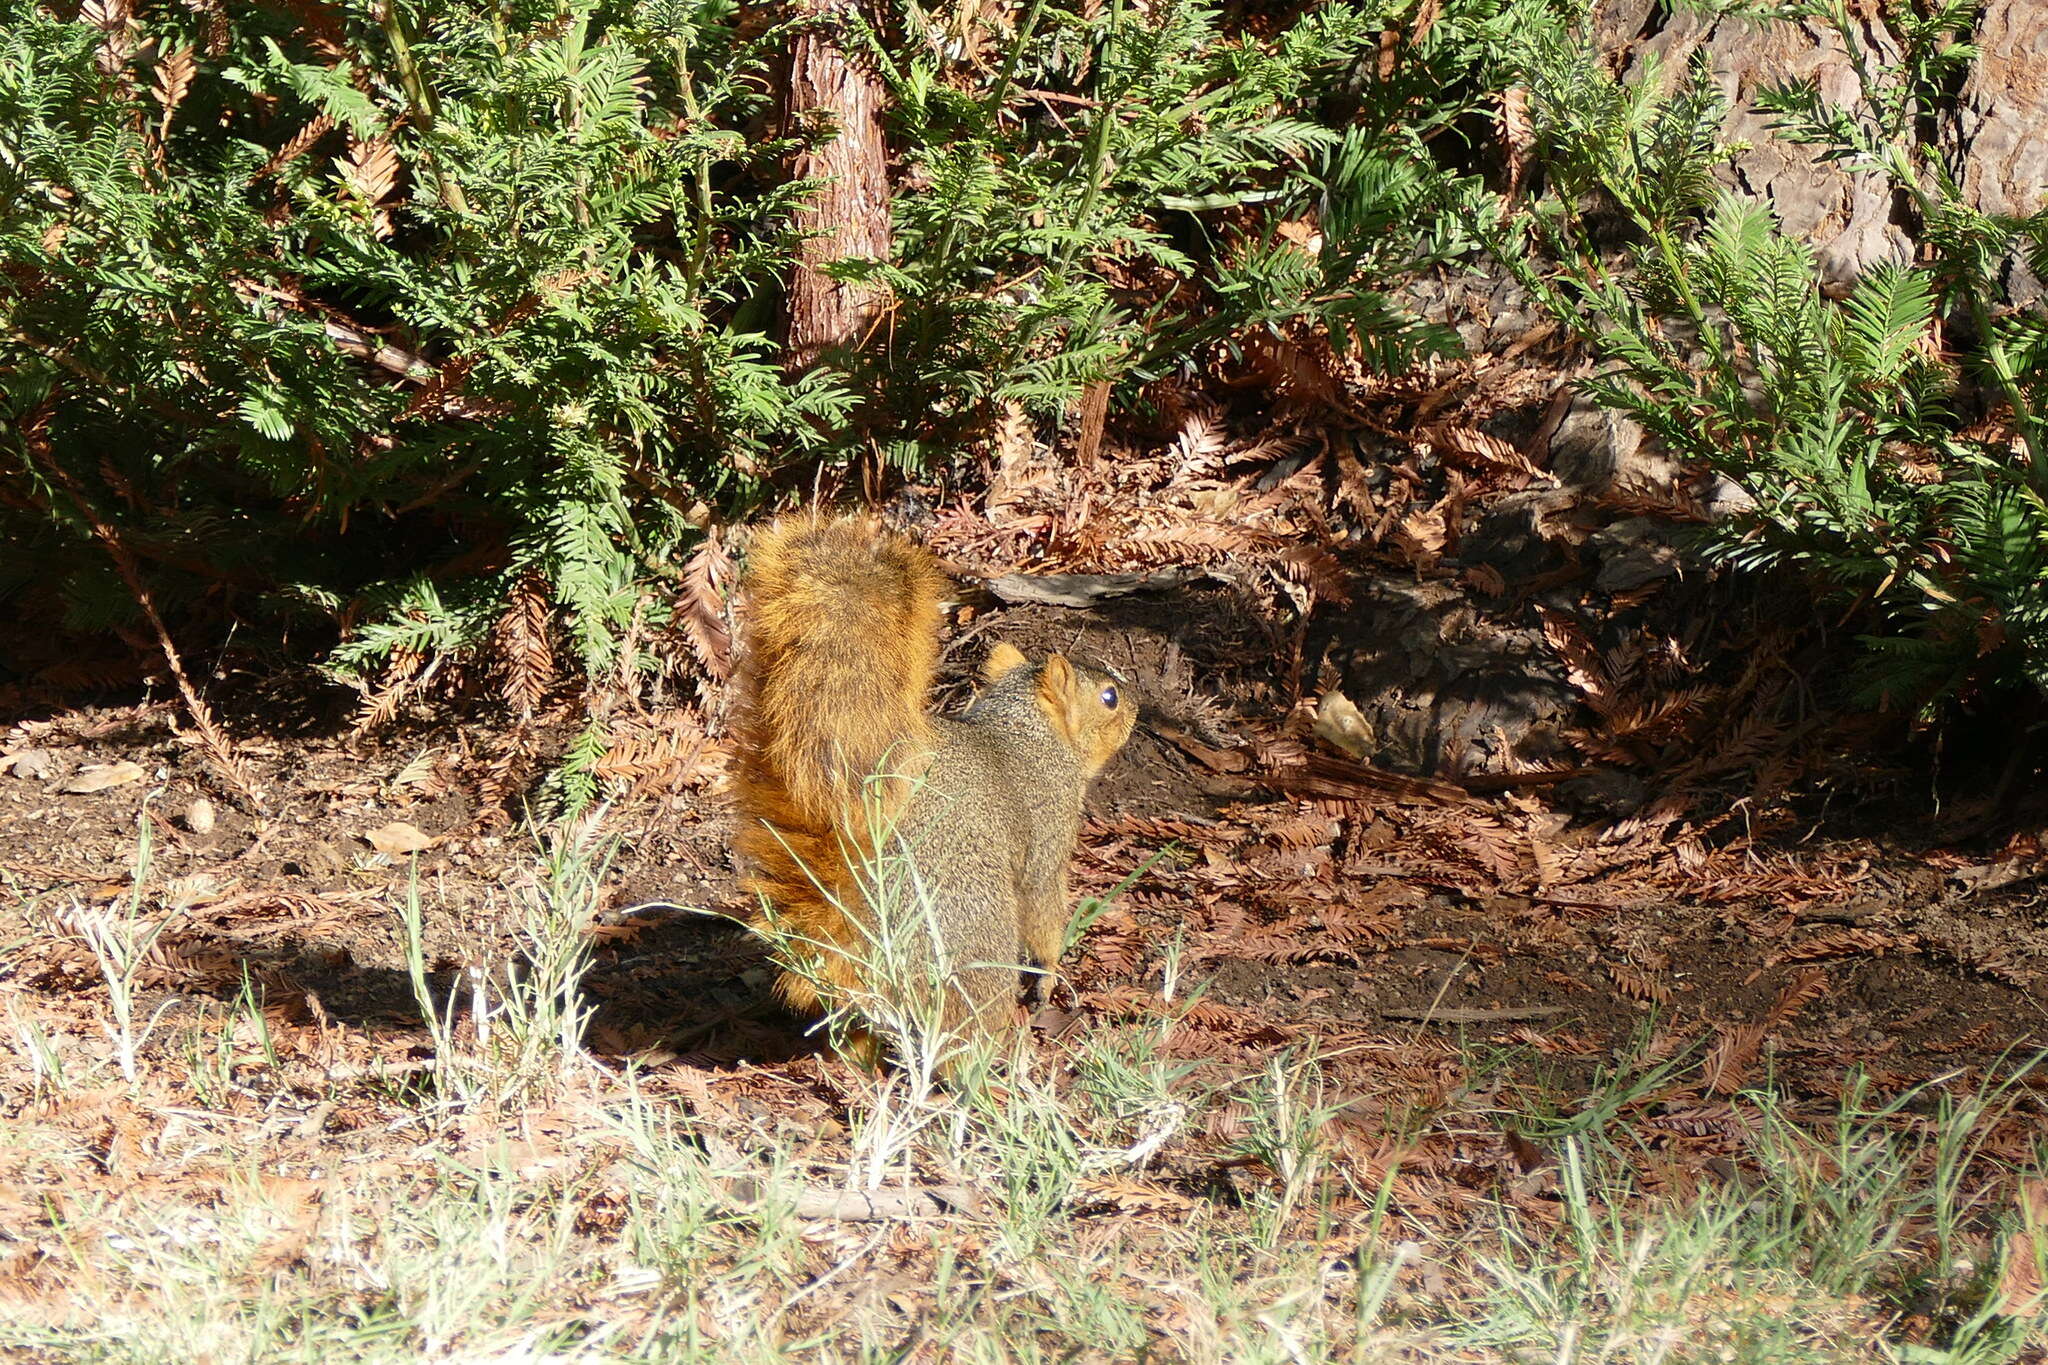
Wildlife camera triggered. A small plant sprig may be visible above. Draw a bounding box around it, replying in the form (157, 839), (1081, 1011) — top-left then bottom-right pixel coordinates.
(394, 817), (610, 1110)
(58, 809), (177, 1087)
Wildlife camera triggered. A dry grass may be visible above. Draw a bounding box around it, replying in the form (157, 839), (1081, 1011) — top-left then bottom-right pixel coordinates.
(1, 819), (2045, 1364)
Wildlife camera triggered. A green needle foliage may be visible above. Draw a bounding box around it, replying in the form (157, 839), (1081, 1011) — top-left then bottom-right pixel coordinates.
(0, 0), (1475, 699)
(21, 0), (2037, 728)
(855, 0), (1488, 457)
(2, 0), (847, 686)
(1482, 0), (2048, 716)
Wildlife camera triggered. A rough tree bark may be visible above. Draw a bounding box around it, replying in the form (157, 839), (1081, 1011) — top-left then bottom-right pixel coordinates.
(781, 0), (893, 374)
(1947, 0), (2048, 304)
(1593, 0), (2048, 294)
(1594, 1), (1909, 289)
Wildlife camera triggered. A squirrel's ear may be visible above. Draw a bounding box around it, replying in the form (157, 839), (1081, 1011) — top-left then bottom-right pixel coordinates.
(1034, 654), (1085, 743)
(983, 642), (1029, 683)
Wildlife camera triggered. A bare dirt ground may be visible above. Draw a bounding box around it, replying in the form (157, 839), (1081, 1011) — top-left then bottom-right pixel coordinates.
(4, 583), (2044, 1109)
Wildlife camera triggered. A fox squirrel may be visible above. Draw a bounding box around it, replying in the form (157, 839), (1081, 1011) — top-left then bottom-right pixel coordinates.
(733, 516), (1138, 1047)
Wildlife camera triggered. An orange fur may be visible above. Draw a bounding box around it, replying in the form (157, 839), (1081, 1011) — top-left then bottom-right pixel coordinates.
(731, 516), (944, 1016)
(1034, 654), (1129, 778)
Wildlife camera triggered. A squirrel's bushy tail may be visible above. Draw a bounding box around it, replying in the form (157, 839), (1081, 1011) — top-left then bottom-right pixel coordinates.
(732, 516), (944, 1013)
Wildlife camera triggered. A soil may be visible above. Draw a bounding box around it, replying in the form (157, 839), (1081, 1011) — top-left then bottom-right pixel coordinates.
(4, 586), (2044, 1113)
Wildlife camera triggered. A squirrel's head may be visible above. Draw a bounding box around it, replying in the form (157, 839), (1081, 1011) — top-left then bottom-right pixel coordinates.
(982, 642), (1138, 777)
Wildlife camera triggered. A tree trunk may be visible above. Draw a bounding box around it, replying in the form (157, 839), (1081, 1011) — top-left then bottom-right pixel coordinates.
(1591, 0), (2048, 296)
(782, 1), (893, 374)
(1947, 0), (2048, 305)
(1593, 0), (1908, 290)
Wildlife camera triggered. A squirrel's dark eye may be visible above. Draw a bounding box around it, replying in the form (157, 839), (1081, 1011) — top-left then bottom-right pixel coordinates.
(1099, 685), (1119, 709)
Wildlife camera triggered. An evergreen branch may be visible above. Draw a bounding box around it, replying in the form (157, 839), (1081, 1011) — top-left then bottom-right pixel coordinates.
(378, 0), (471, 215)
(21, 409), (265, 810)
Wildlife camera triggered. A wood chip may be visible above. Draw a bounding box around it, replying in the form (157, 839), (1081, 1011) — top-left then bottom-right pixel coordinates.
(978, 567), (1203, 608)
(724, 1176), (983, 1221)
(2, 749), (56, 780)
(59, 760), (147, 793)
(364, 821), (434, 855)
